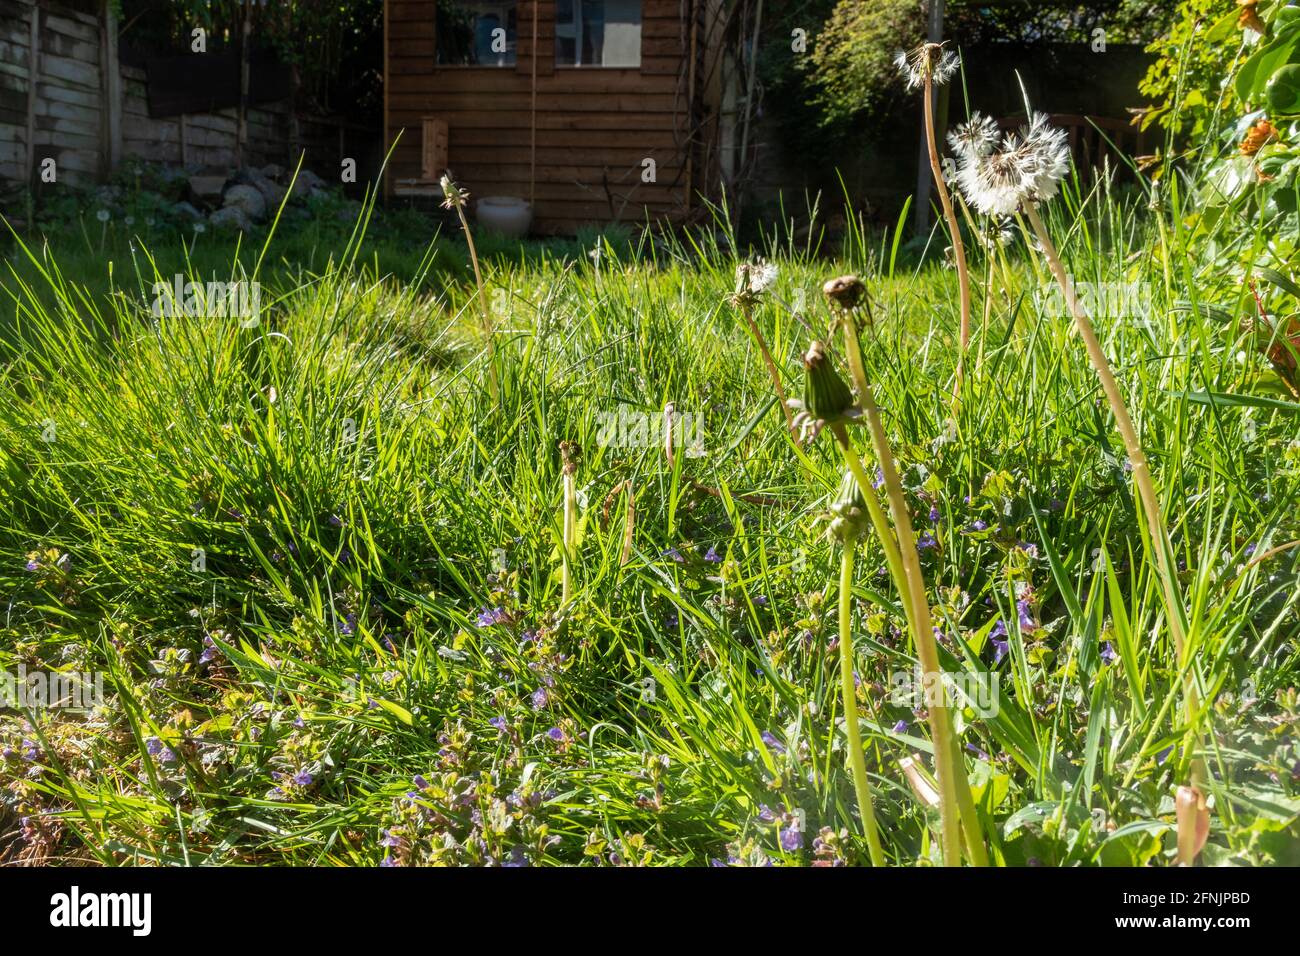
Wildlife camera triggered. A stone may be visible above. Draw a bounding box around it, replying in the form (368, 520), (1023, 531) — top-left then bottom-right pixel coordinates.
(261, 163), (285, 180)
(189, 174), (228, 205)
(209, 205), (253, 233)
(290, 168), (328, 199)
(171, 200), (204, 221)
(245, 167), (287, 209)
(222, 184), (267, 222)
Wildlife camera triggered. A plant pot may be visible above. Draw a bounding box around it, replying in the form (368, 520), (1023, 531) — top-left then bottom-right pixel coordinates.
(475, 195), (532, 238)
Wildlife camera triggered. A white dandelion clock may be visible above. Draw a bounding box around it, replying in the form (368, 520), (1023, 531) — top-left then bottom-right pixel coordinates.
(953, 112), (1071, 216)
(735, 260), (778, 298)
(895, 43), (959, 92)
(947, 112), (1000, 162)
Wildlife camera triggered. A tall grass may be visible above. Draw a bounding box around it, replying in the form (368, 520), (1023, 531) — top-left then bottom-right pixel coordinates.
(0, 177), (1297, 866)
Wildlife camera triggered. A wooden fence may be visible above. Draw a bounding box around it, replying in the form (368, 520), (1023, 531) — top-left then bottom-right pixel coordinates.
(0, 0), (371, 192)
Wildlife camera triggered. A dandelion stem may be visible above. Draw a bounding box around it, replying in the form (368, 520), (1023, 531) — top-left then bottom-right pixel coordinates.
(453, 202), (498, 403)
(739, 302), (797, 437)
(840, 315), (985, 865)
(837, 545), (888, 866)
(923, 70), (973, 387)
(562, 469), (575, 607)
(1024, 203), (1208, 837)
(832, 416), (983, 866)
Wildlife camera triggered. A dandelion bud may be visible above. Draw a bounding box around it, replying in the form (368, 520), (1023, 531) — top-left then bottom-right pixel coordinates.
(440, 173), (469, 210)
(899, 755), (942, 807)
(828, 470), (868, 543)
(822, 275), (866, 312)
(559, 440), (582, 476)
(1175, 784), (1210, 865)
(802, 341), (857, 425)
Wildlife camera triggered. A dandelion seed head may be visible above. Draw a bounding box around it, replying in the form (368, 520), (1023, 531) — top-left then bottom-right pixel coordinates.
(896, 43), (959, 91)
(954, 113), (1070, 216)
(948, 113), (1000, 162)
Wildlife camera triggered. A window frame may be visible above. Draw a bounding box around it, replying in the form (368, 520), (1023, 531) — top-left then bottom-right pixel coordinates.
(553, 0), (644, 70)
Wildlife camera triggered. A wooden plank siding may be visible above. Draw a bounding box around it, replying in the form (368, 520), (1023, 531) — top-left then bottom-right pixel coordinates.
(384, 0), (698, 235)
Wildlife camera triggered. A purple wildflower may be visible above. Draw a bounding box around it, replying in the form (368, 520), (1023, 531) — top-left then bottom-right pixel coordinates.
(779, 825), (803, 852)
(476, 606), (507, 627)
(760, 731), (786, 754)
(293, 770), (313, 787)
(891, 719), (909, 733)
(1100, 642), (1118, 664)
(704, 546), (722, 563)
(531, 687), (550, 710)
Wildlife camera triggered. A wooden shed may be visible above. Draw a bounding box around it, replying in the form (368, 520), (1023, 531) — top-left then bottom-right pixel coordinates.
(383, 1), (718, 236)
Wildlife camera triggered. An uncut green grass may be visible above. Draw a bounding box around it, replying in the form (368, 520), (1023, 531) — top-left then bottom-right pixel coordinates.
(0, 179), (1298, 866)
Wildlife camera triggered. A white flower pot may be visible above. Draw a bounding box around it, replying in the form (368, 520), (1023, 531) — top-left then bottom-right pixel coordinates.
(475, 195), (532, 238)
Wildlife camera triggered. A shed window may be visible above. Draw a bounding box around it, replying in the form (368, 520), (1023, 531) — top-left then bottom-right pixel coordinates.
(556, 0), (642, 67)
(437, 1), (519, 66)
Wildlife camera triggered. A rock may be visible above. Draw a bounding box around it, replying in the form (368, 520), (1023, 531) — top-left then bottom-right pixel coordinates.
(261, 163), (285, 180)
(245, 167), (287, 209)
(171, 201), (204, 221)
(189, 173), (228, 206)
(222, 184), (267, 222)
(209, 205), (253, 233)
(290, 168), (328, 199)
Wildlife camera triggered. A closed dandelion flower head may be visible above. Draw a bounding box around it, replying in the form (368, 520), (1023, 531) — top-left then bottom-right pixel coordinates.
(955, 112), (1070, 216)
(948, 112), (1000, 162)
(895, 43), (959, 92)
(439, 173), (470, 210)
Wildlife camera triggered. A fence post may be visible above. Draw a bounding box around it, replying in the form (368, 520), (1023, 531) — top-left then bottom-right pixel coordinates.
(25, 1), (40, 190)
(100, 0), (122, 177)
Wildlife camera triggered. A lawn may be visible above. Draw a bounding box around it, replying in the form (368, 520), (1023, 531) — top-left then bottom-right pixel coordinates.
(1, 174), (1298, 867)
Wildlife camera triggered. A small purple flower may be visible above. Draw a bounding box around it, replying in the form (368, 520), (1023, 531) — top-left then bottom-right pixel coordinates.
(328, 513), (343, 528)
(760, 731), (786, 754)
(873, 468), (885, 489)
(503, 846), (530, 867)
(917, 532), (938, 551)
(199, 636), (221, 664)
(1156, 745), (1174, 765)
(380, 830), (401, 848)
(757, 804), (777, 823)
(966, 742), (990, 761)
(476, 606), (507, 627)
(779, 825), (803, 852)
(929, 506), (941, 523)
(24, 558), (39, 572)
(293, 770), (314, 787)
(990, 622), (1009, 664)
(379, 855), (398, 867)
(1016, 599), (1038, 632)
(531, 687), (550, 710)
(293, 715), (306, 729)
(413, 774), (430, 790)
(1100, 642), (1118, 664)
(489, 716), (508, 732)
(338, 612), (358, 636)
(891, 719), (909, 734)
(704, 546), (722, 563)
(145, 737), (164, 756)
(969, 519), (988, 532)
(546, 727), (565, 742)
(665, 611), (679, 629)
(21, 739), (39, 761)
(753, 594), (769, 607)
(662, 547), (685, 564)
